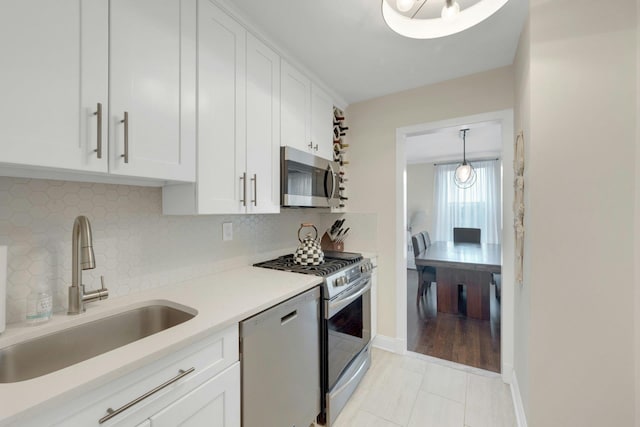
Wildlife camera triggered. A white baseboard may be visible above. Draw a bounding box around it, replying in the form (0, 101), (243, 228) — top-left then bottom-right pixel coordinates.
(510, 370), (528, 427)
(372, 334), (404, 353)
(502, 362), (514, 383)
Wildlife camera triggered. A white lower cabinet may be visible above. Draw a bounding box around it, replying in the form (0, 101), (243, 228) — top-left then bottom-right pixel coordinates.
(149, 363), (240, 427)
(14, 326), (239, 427)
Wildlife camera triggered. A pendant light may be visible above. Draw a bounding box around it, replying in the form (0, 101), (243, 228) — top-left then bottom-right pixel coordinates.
(381, 0), (509, 40)
(454, 129), (476, 189)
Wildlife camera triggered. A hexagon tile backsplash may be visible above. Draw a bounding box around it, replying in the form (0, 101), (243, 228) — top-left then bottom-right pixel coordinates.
(0, 177), (336, 324)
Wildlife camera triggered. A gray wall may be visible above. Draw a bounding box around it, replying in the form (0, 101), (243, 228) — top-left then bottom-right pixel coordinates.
(516, 0), (636, 425)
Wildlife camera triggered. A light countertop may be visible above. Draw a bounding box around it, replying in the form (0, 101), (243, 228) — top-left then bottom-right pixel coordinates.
(0, 266), (322, 424)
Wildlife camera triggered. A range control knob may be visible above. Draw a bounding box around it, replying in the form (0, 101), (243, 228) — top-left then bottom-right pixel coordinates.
(335, 276), (347, 287)
(360, 263), (371, 273)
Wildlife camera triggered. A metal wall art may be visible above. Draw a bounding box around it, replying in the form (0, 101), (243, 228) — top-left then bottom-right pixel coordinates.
(514, 130), (525, 285)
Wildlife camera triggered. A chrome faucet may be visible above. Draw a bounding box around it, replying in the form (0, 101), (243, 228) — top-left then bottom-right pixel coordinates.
(68, 215), (108, 314)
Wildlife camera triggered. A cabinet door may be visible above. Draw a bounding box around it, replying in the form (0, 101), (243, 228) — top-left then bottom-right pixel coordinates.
(246, 34), (280, 214)
(136, 421), (151, 427)
(150, 363), (240, 427)
(281, 61), (311, 153)
(196, 0), (246, 214)
(0, 0), (108, 173)
(109, 0), (196, 182)
(311, 84), (334, 161)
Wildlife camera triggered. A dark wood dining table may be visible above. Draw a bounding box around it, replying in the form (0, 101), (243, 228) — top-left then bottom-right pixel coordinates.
(414, 241), (501, 320)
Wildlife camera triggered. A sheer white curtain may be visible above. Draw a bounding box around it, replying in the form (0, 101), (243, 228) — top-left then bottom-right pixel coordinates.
(432, 159), (502, 244)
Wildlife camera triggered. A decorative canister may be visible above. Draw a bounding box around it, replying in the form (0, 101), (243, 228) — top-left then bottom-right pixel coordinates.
(294, 223), (324, 266)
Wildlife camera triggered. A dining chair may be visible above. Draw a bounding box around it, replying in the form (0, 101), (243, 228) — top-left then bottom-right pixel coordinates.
(453, 227), (481, 244)
(411, 234), (436, 302)
(420, 231), (432, 248)
(493, 273), (501, 301)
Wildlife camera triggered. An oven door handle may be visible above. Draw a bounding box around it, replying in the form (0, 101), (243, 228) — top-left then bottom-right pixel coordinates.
(328, 279), (371, 317)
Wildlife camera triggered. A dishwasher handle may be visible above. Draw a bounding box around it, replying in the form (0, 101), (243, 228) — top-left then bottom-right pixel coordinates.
(240, 287), (320, 337)
(281, 310), (298, 325)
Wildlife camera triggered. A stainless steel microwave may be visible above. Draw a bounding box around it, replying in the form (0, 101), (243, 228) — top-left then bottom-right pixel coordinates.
(281, 146), (340, 208)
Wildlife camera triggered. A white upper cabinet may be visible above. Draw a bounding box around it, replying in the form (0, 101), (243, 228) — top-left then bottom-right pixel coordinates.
(311, 84), (335, 161)
(163, 0), (280, 215)
(281, 61), (334, 160)
(246, 33), (281, 214)
(281, 61), (312, 154)
(109, 0), (196, 182)
(0, 0), (108, 173)
(0, 0), (195, 183)
(195, 0), (246, 214)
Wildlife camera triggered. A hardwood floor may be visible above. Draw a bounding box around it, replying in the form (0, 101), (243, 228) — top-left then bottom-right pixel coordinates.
(407, 269), (501, 373)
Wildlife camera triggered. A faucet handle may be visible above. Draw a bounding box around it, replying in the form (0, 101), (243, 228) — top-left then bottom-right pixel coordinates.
(97, 275), (109, 301)
(81, 276), (109, 304)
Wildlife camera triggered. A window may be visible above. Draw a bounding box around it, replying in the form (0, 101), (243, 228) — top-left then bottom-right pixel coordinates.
(432, 159), (502, 244)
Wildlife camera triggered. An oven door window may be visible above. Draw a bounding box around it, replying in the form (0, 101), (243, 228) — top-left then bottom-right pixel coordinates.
(327, 290), (371, 390)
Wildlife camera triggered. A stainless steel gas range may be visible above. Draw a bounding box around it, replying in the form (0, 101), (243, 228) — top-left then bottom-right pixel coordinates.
(254, 251), (374, 426)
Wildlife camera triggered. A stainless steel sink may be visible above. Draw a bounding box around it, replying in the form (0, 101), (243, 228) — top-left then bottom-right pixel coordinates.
(0, 304), (196, 383)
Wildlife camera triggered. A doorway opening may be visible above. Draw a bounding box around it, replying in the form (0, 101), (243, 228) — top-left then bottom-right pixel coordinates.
(394, 110), (515, 380)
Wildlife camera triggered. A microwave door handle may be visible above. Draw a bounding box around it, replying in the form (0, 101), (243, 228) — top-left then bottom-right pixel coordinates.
(326, 163), (337, 200)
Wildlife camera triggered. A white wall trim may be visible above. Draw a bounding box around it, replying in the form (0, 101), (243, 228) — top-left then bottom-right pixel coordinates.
(372, 334), (405, 354)
(394, 109), (515, 383)
(501, 362), (513, 383)
(510, 369), (528, 427)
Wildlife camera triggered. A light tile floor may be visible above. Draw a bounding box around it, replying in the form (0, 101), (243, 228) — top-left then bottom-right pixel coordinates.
(331, 348), (517, 427)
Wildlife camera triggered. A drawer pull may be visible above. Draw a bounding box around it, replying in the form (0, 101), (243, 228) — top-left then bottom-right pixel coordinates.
(98, 367), (195, 424)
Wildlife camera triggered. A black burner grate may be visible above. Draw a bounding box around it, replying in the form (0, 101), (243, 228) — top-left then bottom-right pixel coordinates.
(254, 253), (362, 277)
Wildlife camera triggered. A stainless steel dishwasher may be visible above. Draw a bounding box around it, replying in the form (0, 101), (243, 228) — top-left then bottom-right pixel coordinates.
(240, 286), (321, 427)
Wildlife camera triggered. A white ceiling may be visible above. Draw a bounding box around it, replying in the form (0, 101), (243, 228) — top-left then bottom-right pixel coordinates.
(225, 0), (527, 104)
(405, 121), (502, 164)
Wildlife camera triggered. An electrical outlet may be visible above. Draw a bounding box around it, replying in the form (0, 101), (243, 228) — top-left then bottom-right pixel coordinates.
(222, 222), (233, 241)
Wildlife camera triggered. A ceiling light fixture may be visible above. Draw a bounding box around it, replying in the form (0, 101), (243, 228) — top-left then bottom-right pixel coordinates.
(382, 0), (510, 39)
(396, 0), (416, 13)
(454, 129), (476, 189)
(441, 0), (461, 19)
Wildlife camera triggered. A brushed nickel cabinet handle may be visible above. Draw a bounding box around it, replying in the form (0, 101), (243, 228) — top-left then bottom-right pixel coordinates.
(93, 103), (102, 159)
(120, 111), (129, 163)
(240, 172), (247, 206)
(98, 367), (195, 424)
(251, 174), (257, 206)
